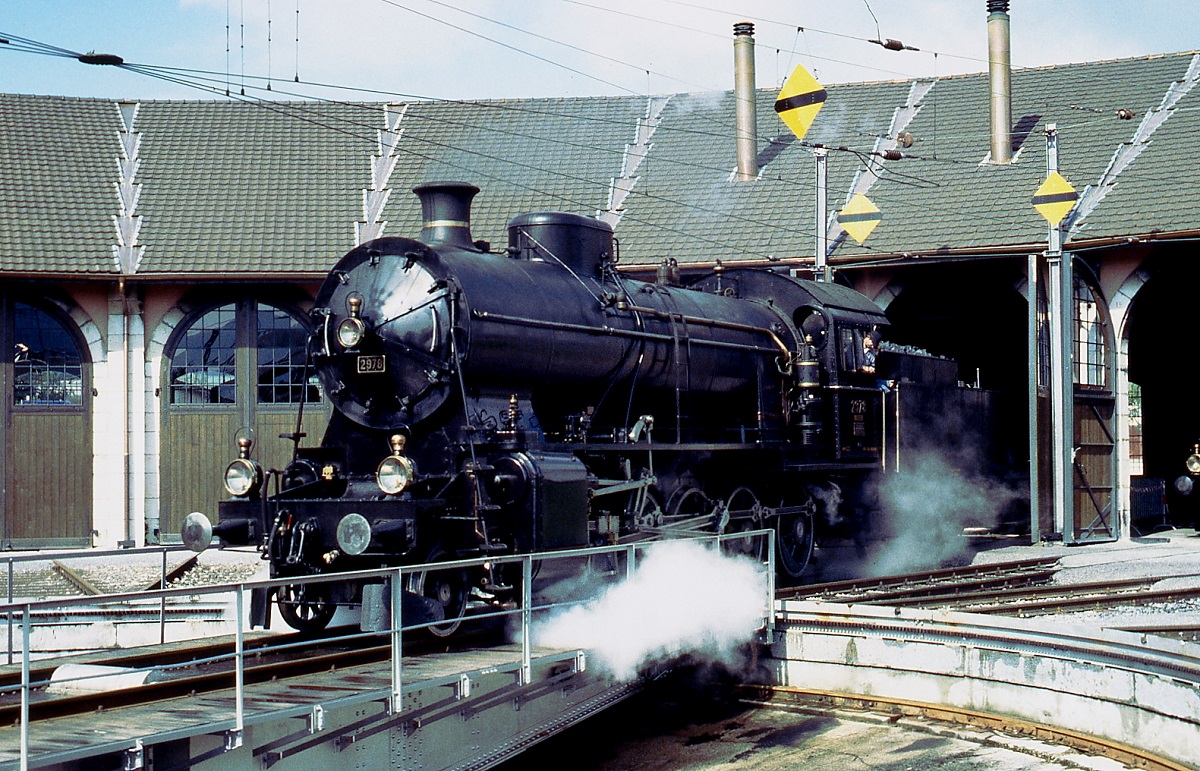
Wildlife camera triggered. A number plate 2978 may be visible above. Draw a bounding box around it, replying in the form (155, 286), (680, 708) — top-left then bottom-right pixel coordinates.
(356, 354), (386, 374)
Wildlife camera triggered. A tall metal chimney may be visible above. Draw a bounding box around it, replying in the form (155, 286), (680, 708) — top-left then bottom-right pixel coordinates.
(987, 0), (1013, 163)
(413, 181), (480, 248)
(733, 22), (759, 181)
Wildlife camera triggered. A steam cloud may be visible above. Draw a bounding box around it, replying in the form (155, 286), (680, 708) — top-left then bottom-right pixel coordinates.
(531, 539), (769, 682)
(865, 451), (1021, 576)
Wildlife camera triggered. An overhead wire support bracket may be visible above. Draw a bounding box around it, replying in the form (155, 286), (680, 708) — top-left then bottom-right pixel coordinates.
(78, 52), (124, 66)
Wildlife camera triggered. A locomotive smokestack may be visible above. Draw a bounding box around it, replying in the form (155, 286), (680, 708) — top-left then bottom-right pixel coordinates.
(413, 181), (480, 248)
(733, 22), (759, 182)
(987, 0), (1013, 164)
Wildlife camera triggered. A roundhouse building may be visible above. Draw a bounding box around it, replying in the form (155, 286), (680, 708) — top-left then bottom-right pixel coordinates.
(2, 48), (1199, 549)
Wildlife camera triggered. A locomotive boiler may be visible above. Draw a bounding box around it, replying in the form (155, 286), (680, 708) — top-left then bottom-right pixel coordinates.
(183, 181), (902, 633)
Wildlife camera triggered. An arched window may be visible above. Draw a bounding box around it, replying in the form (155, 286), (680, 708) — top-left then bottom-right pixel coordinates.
(256, 305), (322, 404)
(12, 301), (85, 406)
(167, 302), (320, 405)
(1074, 277), (1107, 387)
(168, 303), (236, 404)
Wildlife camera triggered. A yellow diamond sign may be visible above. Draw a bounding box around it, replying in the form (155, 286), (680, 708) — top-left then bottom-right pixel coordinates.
(774, 64), (826, 141)
(1031, 172), (1078, 226)
(838, 194), (882, 244)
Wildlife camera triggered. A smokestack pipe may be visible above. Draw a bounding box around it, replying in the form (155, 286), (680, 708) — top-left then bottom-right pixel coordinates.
(733, 22), (758, 181)
(987, 0), (1013, 164)
(413, 181), (480, 248)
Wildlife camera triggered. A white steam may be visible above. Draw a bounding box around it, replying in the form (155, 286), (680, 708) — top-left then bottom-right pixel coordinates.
(866, 451), (1020, 576)
(531, 539), (769, 682)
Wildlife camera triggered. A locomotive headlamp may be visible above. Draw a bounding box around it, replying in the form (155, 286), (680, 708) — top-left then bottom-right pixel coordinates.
(336, 295), (366, 349)
(224, 458), (262, 497)
(337, 317), (365, 349)
(376, 434), (414, 495)
(1188, 444), (1200, 475)
(223, 434), (263, 497)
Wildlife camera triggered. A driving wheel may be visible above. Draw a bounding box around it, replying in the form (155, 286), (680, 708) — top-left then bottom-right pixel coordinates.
(405, 546), (469, 637)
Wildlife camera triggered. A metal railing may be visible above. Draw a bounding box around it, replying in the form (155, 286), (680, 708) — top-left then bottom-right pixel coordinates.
(1, 545), (195, 665)
(0, 531), (774, 771)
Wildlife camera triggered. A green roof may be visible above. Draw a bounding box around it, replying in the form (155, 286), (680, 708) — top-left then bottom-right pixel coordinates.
(3, 51), (1198, 277)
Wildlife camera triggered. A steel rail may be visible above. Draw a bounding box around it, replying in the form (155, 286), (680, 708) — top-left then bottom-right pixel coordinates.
(736, 685), (1195, 771)
(776, 556), (1061, 601)
(1, 545), (197, 665)
(0, 640), (401, 725)
(777, 604), (1200, 680)
(871, 572), (1164, 609)
(1105, 621), (1200, 642)
(960, 583), (1200, 616)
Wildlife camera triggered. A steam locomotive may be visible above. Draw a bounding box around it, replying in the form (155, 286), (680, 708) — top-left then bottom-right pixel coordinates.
(182, 181), (976, 633)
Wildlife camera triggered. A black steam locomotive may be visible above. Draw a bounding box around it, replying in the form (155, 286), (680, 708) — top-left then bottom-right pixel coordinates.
(182, 181), (967, 633)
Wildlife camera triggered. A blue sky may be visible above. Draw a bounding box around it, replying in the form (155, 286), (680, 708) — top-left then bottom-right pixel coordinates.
(3, 1), (1198, 102)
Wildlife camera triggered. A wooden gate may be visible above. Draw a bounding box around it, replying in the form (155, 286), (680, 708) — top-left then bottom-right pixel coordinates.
(1068, 270), (1118, 543)
(0, 298), (93, 548)
(1073, 388), (1117, 540)
(160, 300), (326, 541)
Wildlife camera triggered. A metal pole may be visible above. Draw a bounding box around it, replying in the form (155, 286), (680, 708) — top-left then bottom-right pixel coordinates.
(1028, 253), (1042, 543)
(391, 569), (402, 713)
(814, 148), (830, 282)
(7, 560), (13, 666)
(232, 585), (245, 749)
(1045, 124), (1072, 539)
(20, 609), (29, 771)
(765, 528), (776, 641)
(521, 556), (532, 687)
(159, 550), (167, 644)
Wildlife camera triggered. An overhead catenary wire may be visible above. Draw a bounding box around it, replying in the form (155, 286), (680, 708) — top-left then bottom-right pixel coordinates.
(377, 0), (713, 95)
(551, 0), (921, 84)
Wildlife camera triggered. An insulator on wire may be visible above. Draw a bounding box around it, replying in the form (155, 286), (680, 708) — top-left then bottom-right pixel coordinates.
(870, 38), (918, 52)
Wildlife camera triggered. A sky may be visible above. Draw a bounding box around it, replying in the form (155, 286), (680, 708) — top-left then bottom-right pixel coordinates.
(2, 1), (1198, 103)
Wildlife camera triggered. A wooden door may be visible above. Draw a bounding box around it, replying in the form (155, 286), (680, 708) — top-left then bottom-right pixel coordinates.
(1, 298), (93, 548)
(1069, 272), (1118, 542)
(160, 300), (326, 541)
(1073, 389), (1117, 540)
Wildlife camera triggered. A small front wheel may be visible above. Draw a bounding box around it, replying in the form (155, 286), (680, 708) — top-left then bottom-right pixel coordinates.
(276, 583), (336, 632)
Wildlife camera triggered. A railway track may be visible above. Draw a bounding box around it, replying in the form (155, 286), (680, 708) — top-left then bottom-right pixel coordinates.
(917, 576), (1200, 616)
(779, 554), (1200, 645)
(776, 556), (1062, 604)
(0, 554), (255, 600)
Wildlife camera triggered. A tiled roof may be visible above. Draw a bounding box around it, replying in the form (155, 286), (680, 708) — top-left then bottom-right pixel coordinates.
(0, 94), (122, 274)
(2, 51), (1198, 277)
